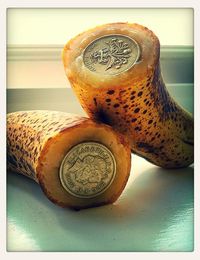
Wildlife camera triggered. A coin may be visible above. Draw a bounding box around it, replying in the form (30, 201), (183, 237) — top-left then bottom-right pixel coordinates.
(59, 142), (116, 198)
(83, 34), (140, 75)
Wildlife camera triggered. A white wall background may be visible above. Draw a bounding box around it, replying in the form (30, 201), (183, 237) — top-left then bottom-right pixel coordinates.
(7, 8), (193, 46)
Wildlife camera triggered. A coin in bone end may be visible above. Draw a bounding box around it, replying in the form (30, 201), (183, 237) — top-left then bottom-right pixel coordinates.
(59, 142), (116, 199)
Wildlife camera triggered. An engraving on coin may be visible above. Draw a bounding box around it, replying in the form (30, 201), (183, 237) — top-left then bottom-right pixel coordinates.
(59, 142), (116, 198)
(83, 34), (140, 75)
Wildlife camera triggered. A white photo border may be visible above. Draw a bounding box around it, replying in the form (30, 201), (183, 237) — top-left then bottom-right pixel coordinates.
(0, 0), (199, 259)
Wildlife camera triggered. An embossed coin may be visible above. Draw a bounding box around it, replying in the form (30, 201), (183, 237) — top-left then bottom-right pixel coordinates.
(83, 34), (140, 75)
(59, 142), (116, 198)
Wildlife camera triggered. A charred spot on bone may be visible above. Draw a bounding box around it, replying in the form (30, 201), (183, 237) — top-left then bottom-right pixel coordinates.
(137, 142), (156, 154)
(131, 118), (137, 123)
(135, 126), (142, 131)
(143, 109), (147, 114)
(93, 98), (97, 106)
(123, 105), (129, 109)
(107, 90), (115, 95)
(134, 108), (140, 113)
(95, 109), (111, 125)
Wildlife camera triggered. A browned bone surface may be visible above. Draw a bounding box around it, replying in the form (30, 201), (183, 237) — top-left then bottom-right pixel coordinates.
(63, 22), (194, 168)
(7, 110), (131, 209)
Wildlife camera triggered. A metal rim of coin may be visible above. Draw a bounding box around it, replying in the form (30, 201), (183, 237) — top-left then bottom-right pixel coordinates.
(59, 142), (117, 198)
(83, 34), (140, 75)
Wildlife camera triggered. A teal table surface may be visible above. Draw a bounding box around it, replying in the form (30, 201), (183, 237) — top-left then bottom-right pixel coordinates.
(7, 85), (194, 252)
(7, 156), (194, 252)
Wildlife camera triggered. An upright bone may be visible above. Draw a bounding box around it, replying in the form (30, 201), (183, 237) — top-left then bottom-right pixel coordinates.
(63, 22), (194, 168)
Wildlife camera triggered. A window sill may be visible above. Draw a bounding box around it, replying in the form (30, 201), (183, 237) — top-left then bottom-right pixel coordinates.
(7, 45), (194, 89)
